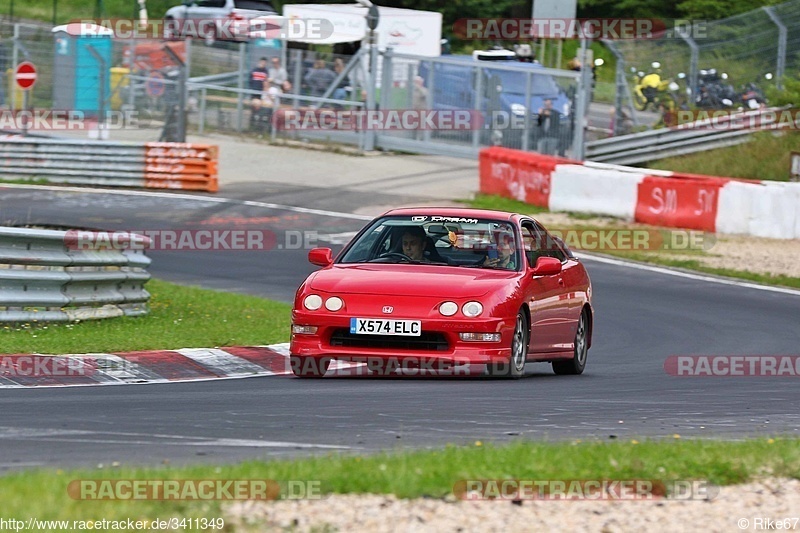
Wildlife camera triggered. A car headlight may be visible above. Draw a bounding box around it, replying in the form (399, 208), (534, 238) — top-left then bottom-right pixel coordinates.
(439, 301), (458, 316)
(462, 301), (483, 317)
(510, 103), (526, 116)
(303, 294), (322, 310)
(325, 296), (344, 312)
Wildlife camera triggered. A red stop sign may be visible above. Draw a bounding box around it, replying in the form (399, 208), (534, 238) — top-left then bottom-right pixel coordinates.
(15, 62), (37, 90)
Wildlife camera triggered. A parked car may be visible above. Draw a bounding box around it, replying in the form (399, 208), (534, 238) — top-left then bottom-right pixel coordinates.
(290, 207), (593, 379)
(164, 0), (277, 45)
(418, 49), (573, 152)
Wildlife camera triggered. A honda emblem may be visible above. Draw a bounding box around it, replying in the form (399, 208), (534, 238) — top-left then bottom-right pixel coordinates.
(382, 306), (393, 314)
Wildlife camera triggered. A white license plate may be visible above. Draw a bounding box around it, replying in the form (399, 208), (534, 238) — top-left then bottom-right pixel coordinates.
(350, 318), (421, 336)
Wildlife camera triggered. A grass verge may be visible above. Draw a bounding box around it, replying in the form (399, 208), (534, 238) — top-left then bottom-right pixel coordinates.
(465, 194), (800, 290)
(648, 131), (800, 182)
(0, 438), (797, 518)
(0, 279), (292, 355)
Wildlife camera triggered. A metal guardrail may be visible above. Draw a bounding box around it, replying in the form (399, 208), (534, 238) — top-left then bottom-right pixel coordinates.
(0, 227), (151, 323)
(585, 107), (787, 165)
(0, 137), (219, 192)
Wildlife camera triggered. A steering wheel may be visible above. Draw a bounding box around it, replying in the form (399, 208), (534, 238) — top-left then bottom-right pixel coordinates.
(378, 252), (413, 262)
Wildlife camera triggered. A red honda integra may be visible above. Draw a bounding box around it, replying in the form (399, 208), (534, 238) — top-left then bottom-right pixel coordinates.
(290, 208), (593, 378)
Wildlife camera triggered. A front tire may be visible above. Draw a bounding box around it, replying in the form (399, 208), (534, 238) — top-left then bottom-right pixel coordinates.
(291, 355), (330, 378)
(486, 310), (528, 379)
(553, 309), (588, 375)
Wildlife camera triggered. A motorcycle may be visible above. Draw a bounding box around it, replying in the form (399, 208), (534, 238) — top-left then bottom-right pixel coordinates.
(738, 73), (771, 109)
(631, 62), (680, 112)
(695, 69), (736, 109)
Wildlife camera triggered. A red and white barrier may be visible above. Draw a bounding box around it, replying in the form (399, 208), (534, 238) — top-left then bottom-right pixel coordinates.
(479, 147), (800, 240)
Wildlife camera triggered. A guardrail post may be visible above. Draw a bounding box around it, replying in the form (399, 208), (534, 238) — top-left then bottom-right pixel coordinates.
(763, 6), (787, 90)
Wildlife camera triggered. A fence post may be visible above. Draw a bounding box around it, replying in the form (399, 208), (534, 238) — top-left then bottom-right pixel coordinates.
(379, 47), (392, 112)
(603, 39), (639, 134)
(677, 27), (698, 100)
(763, 6), (787, 90)
(199, 86), (206, 134)
(423, 59), (433, 144)
(291, 48), (302, 109)
(236, 42), (246, 132)
(472, 64), (481, 148)
(522, 71), (531, 151)
(572, 31), (590, 160)
(11, 23), (19, 110)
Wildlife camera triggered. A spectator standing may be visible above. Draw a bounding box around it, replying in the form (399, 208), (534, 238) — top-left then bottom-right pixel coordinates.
(332, 58), (350, 102)
(412, 76), (428, 140)
(249, 57), (269, 93)
(267, 57), (288, 91)
(536, 98), (562, 155)
(304, 59), (336, 100)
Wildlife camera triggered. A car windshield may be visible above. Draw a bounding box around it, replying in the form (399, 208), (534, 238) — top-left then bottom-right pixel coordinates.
(488, 68), (561, 96)
(339, 216), (520, 270)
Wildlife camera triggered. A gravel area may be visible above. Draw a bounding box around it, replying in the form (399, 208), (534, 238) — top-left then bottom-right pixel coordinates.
(532, 212), (800, 279)
(224, 478), (800, 532)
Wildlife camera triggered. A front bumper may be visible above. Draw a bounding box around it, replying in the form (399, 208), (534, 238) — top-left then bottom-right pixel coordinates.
(290, 311), (515, 366)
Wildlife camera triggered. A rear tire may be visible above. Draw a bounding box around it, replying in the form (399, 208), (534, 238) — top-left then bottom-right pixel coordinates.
(553, 309), (588, 375)
(291, 355), (330, 378)
(486, 311), (528, 379)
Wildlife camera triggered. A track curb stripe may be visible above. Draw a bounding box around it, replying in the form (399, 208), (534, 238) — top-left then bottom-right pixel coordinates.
(0, 346), (291, 388)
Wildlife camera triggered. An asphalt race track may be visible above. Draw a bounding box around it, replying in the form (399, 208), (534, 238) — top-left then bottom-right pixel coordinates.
(0, 184), (798, 470)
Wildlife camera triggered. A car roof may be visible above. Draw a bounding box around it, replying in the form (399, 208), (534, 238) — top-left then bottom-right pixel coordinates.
(381, 207), (520, 221)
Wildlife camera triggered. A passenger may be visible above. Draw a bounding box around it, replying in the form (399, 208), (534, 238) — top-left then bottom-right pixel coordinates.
(484, 232), (516, 269)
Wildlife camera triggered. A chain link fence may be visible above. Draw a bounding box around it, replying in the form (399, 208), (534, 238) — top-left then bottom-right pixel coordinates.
(607, 0), (800, 132)
(1, 19), (590, 158)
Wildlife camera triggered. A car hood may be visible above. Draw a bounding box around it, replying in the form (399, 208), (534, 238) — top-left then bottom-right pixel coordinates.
(308, 264), (517, 298)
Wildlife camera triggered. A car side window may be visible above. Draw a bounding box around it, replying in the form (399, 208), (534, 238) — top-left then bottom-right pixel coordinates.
(521, 222), (542, 268)
(196, 0), (226, 8)
(532, 221), (567, 263)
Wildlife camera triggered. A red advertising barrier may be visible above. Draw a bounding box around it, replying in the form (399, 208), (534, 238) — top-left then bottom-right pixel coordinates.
(479, 147), (578, 209)
(634, 174), (727, 232)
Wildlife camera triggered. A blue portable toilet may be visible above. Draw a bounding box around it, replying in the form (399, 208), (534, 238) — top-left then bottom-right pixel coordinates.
(52, 23), (113, 116)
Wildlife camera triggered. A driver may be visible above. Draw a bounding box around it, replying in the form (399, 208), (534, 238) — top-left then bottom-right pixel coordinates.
(401, 227), (428, 262)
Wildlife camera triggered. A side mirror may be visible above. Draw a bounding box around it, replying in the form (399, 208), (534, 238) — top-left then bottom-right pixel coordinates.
(308, 247), (333, 267)
(531, 256), (562, 276)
